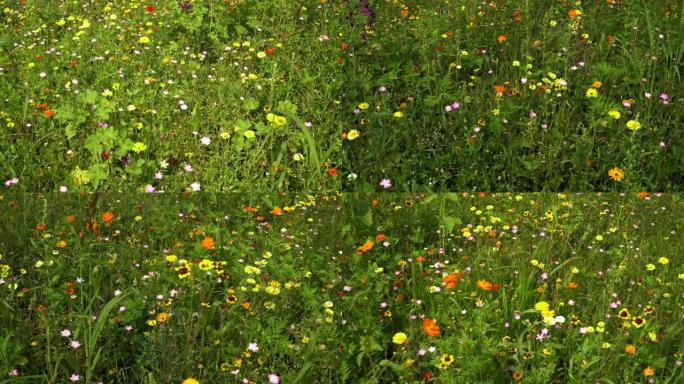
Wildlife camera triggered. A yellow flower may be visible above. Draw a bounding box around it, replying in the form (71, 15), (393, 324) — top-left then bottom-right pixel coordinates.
(132, 142), (147, 153)
(243, 130), (256, 139)
(393, 111), (404, 118)
(608, 167), (624, 181)
(199, 259), (213, 271)
(256, 51), (266, 58)
(646, 264), (656, 271)
(155, 312), (169, 323)
(165, 254), (178, 263)
(657, 257), (669, 265)
(534, 301), (550, 312)
(347, 129), (360, 141)
(182, 378), (200, 384)
(626, 120), (641, 131)
(585, 88), (598, 98)
(392, 332), (408, 344)
(607, 110), (621, 119)
(358, 102), (369, 110)
(139, 36), (151, 44)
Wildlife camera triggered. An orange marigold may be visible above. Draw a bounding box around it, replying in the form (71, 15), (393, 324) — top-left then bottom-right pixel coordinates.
(200, 236), (215, 250)
(421, 318), (441, 337)
(101, 211), (114, 223)
(358, 239), (374, 253)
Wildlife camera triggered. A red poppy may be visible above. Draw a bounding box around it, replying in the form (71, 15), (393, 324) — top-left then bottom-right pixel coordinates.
(146, 5), (155, 13)
(327, 168), (337, 177)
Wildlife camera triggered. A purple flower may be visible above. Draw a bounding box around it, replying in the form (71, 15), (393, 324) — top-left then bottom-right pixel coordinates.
(120, 155), (129, 167)
(379, 178), (392, 189)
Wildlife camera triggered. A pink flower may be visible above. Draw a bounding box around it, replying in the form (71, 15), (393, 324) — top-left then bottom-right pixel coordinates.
(70, 340), (81, 349)
(660, 93), (669, 104)
(60, 329), (71, 337)
(70, 374), (81, 382)
(4, 177), (18, 186)
(379, 179), (392, 189)
(268, 374), (280, 384)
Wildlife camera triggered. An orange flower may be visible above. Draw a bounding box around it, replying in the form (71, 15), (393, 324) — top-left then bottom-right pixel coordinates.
(416, 256), (426, 262)
(443, 272), (464, 289)
(400, 9), (410, 17)
(643, 367), (654, 376)
(358, 239), (374, 253)
(270, 206), (283, 216)
(43, 109), (55, 118)
(494, 85), (506, 94)
(625, 345), (636, 355)
(567, 281), (579, 289)
(568, 9), (579, 18)
(67, 215), (77, 223)
(327, 168), (338, 177)
(35, 223), (46, 230)
(637, 192), (650, 199)
(512, 371), (523, 381)
(591, 81), (602, 89)
(242, 302), (251, 310)
(421, 318), (441, 337)
(101, 211), (114, 223)
(375, 233), (385, 242)
(476, 279), (499, 291)
(200, 236), (215, 250)
(497, 34), (507, 44)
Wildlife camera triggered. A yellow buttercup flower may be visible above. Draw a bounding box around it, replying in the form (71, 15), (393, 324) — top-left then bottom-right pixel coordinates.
(626, 120), (641, 131)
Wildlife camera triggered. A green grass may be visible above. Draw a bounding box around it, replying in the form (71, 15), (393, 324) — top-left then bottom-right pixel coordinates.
(0, 1), (682, 191)
(0, 192), (682, 383)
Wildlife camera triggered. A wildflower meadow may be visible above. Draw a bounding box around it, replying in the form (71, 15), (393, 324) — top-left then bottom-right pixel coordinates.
(1, 1), (683, 191)
(1, 193), (683, 383)
(1, 1), (683, 384)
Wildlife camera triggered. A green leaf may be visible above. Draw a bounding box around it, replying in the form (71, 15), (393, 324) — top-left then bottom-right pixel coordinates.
(443, 216), (462, 233)
(243, 98), (260, 111)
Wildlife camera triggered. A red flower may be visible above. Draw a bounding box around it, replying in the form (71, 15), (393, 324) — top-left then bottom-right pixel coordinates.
(146, 5), (155, 13)
(265, 47), (275, 55)
(327, 168), (337, 177)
